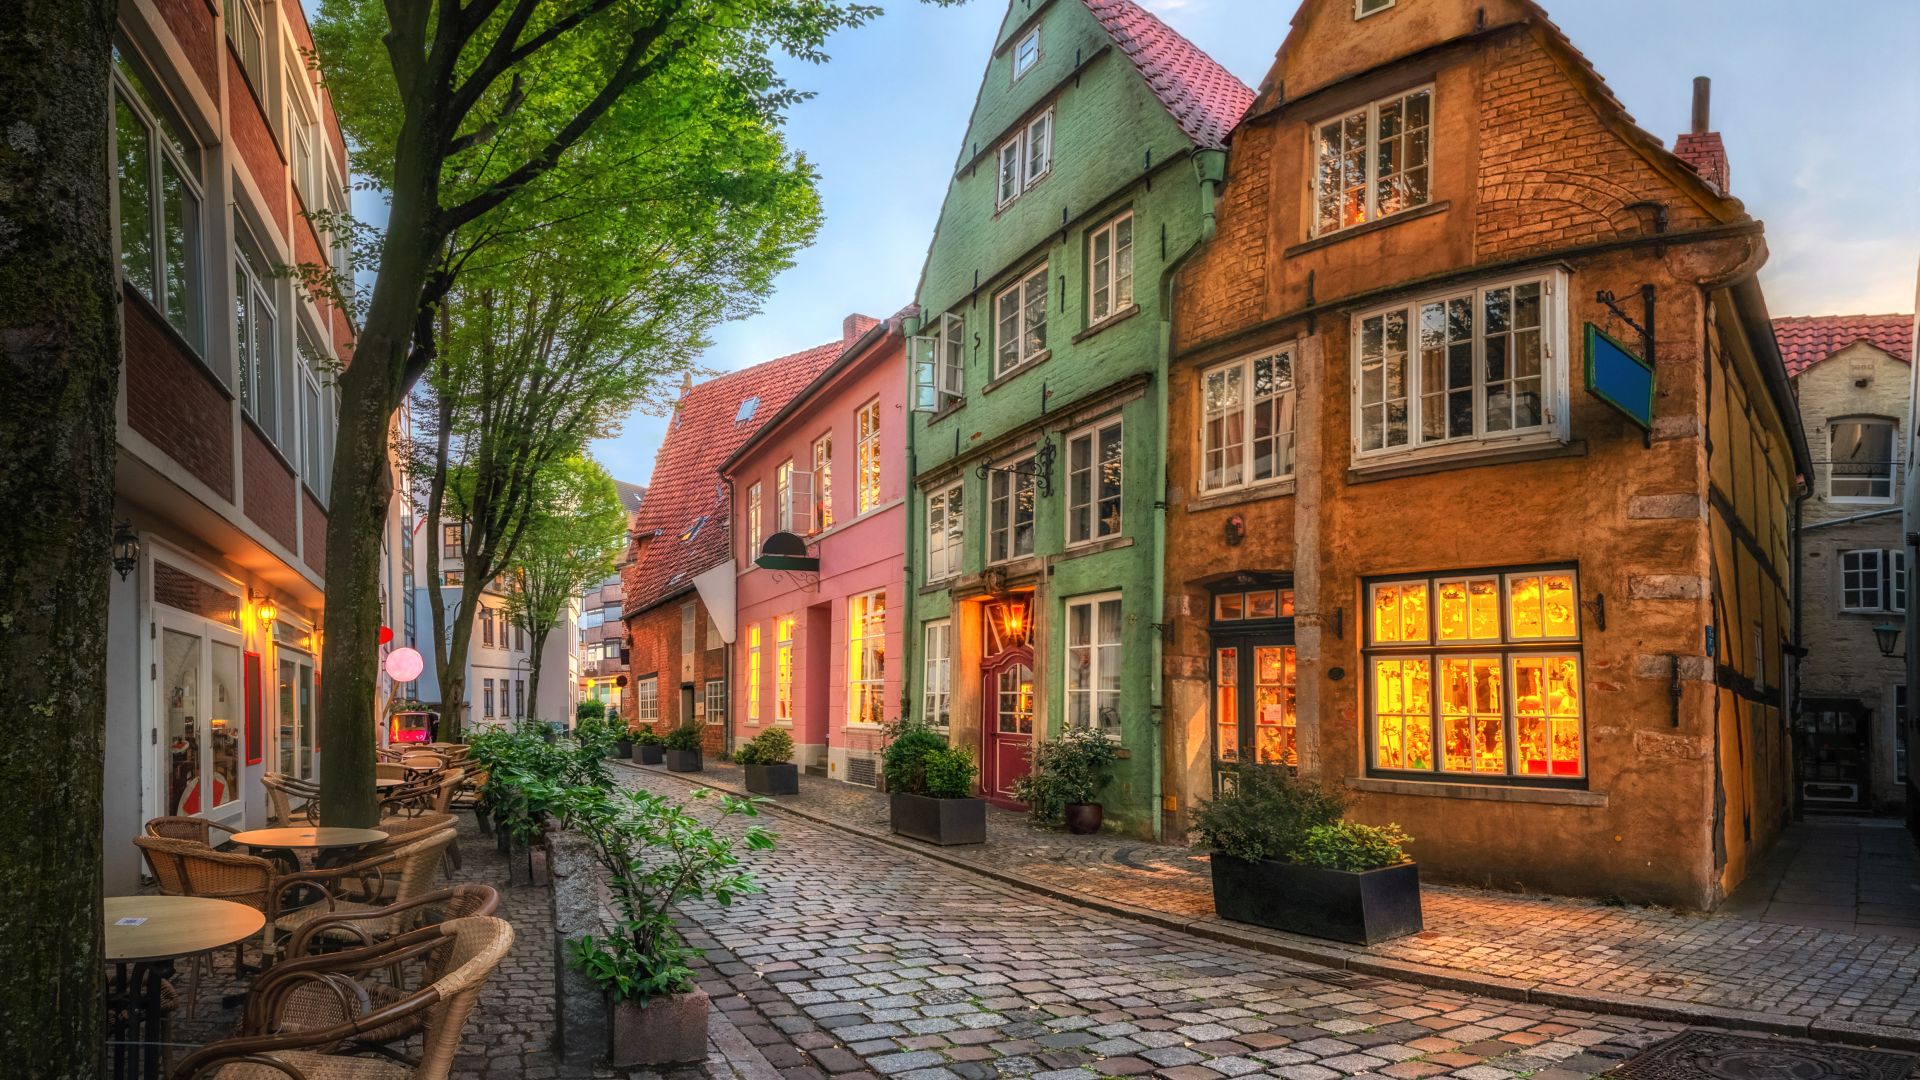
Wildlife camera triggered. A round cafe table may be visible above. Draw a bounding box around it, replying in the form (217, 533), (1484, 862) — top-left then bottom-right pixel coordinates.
(105, 895), (264, 1080)
(374, 778), (404, 790)
(231, 826), (387, 871)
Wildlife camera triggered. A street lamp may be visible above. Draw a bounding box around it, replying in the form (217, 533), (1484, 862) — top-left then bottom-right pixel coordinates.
(1873, 622), (1901, 659)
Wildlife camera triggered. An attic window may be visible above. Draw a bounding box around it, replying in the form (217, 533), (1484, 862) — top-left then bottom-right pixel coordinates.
(736, 396), (760, 423)
(1013, 28), (1040, 81)
(1356, 0), (1393, 16)
(677, 516), (706, 542)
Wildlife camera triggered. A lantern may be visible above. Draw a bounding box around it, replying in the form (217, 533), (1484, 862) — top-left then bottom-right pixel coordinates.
(1873, 622), (1902, 659)
(385, 646), (425, 683)
(253, 591), (277, 628)
(111, 521), (140, 581)
(378, 625), (394, 645)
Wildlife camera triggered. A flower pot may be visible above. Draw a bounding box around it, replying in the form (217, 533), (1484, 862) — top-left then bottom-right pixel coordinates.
(615, 740), (634, 760)
(889, 792), (987, 846)
(1209, 853), (1422, 945)
(638, 744), (664, 765)
(1063, 802), (1103, 835)
(611, 987), (710, 1067)
(743, 762), (799, 795)
(665, 748), (703, 773)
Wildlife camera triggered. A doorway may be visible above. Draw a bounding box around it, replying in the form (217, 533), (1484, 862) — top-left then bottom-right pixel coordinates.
(1798, 698), (1871, 811)
(983, 646), (1035, 807)
(276, 649), (316, 782)
(156, 610), (245, 820)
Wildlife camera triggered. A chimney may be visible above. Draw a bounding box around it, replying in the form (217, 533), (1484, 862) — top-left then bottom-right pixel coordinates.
(1674, 75), (1730, 194)
(842, 312), (880, 346)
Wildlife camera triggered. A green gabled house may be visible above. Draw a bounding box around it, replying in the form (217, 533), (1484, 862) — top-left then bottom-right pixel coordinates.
(903, 0), (1251, 837)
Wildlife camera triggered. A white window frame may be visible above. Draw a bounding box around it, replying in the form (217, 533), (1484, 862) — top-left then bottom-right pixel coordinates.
(926, 481), (965, 582)
(1356, 0), (1394, 16)
(812, 432), (834, 531)
(775, 460), (794, 534)
(1088, 212), (1135, 326)
(1840, 548), (1906, 613)
(112, 44), (205, 354)
(705, 679), (727, 724)
(1012, 27), (1041, 81)
(1200, 348), (1297, 493)
(995, 108), (1053, 209)
(1351, 270), (1567, 464)
(298, 329), (334, 503)
(989, 451), (1038, 564)
(1065, 419), (1123, 547)
(287, 67), (319, 209)
(635, 677), (660, 724)
(994, 263), (1050, 378)
(848, 591), (886, 729)
(745, 622), (762, 723)
(774, 613), (795, 725)
(856, 399), (882, 514)
(923, 619), (953, 730)
(746, 481), (763, 558)
(225, 0), (267, 93)
(234, 220), (282, 446)
(912, 312), (968, 412)
(1828, 419), (1898, 504)
(1312, 84), (1432, 238)
(1065, 592), (1124, 739)
(483, 677), (496, 718)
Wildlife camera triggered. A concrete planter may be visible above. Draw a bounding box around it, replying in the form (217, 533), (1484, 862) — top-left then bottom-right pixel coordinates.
(1063, 802), (1103, 835)
(614, 740), (634, 760)
(638, 744), (664, 765)
(1209, 853), (1422, 945)
(665, 749), (702, 773)
(889, 792), (987, 846)
(743, 762), (799, 795)
(611, 988), (709, 1067)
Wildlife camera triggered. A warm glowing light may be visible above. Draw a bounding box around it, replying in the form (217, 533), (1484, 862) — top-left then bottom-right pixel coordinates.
(254, 594), (278, 627)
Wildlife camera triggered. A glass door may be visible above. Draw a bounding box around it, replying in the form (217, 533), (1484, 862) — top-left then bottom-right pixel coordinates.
(1212, 636), (1297, 777)
(277, 650), (316, 781)
(157, 612), (244, 818)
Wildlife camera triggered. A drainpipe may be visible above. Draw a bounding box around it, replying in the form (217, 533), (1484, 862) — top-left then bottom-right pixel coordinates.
(902, 313), (922, 745)
(1149, 148), (1226, 842)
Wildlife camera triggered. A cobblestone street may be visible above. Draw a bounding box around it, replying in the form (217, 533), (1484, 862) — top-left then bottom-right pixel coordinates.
(618, 766), (1920, 1080)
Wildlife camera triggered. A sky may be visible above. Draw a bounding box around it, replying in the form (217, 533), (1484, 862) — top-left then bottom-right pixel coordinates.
(588, 0), (1920, 486)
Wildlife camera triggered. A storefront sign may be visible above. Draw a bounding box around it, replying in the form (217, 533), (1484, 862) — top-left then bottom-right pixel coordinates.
(1584, 323), (1655, 431)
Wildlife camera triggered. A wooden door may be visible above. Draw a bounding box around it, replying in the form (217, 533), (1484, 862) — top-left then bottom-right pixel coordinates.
(983, 647), (1035, 807)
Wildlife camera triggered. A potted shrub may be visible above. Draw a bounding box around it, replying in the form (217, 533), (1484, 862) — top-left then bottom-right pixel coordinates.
(634, 727), (665, 765)
(1012, 726), (1119, 834)
(883, 719), (986, 846)
(734, 728), (799, 795)
(662, 724), (703, 772)
(1194, 767), (1421, 945)
(561, 786), (773, 1066)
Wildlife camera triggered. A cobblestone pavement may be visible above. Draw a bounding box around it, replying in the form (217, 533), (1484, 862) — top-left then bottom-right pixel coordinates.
(617, 758), (1920, 1039)
(618, 766), (1920, 1080)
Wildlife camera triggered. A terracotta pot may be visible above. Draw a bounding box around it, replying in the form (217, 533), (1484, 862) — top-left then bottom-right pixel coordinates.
(1063, 802), (1103, 835)
(611, 987), (710, 1067)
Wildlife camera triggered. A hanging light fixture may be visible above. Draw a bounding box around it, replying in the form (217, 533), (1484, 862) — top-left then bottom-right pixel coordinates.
(111, 521), (140, 581)
(253, 590), (278, 629)
(1873, 622), (1902, 659)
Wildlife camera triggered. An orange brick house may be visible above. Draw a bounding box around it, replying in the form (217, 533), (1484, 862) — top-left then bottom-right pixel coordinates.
(1162, 0), (1808, 908)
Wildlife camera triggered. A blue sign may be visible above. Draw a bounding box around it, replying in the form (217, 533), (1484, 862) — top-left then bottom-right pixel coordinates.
(1584, 323), (1655, 431)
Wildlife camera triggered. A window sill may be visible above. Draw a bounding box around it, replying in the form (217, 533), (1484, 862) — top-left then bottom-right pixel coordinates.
(1059, 534), (1134, 560)
(1347, 437), (1584, 484)
(1286, 200), (1450, 258)
(1073, 304), (1141, 344)
(1185, 479), (1296, 513)
(1347, 776), (1606, 807)
(982, 350), (1051, 395)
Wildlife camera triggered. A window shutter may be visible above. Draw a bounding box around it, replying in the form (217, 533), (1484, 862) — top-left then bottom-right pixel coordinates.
(910, 334), (939, 412)
(941, 313), (966, 398)
(792, 470), (815, 535)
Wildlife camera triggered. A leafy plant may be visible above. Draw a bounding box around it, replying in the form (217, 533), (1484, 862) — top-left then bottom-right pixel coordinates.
(922, 746), (978, 799)
(663, 724), (704, 753)
(467, 721), (616, 845)
(1012, 727), (1119, 823)
(577, 699), (608, 722)
(1192, 766), (1348, 863)
(634, 727), (665, 748)
(1289, 821), (1413, 872)
(734, 727), (795, 766)
(880, 718), (950, 796)
(561, 786), (774, 1004)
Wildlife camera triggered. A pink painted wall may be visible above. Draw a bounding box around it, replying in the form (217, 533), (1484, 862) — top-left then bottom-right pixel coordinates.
(729, 321), (908, 772)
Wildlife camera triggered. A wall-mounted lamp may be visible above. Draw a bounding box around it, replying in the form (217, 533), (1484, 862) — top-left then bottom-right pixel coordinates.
(111, 521), (140, 580)
(253, 590), (278, 629)
(1873, 622), (1901, 659)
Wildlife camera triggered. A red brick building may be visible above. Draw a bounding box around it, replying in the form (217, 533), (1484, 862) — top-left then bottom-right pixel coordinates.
(622, 323), (868, 752)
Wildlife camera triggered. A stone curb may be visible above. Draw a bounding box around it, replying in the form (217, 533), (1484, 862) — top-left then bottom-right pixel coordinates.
(616, 760), (1920, 1054)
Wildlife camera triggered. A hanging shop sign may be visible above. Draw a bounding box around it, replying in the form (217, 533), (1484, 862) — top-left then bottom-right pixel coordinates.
(1584, 323), (1654, 432)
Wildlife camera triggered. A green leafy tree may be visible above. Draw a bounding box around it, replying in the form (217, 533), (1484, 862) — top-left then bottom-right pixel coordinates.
(503, 456), (627, 719)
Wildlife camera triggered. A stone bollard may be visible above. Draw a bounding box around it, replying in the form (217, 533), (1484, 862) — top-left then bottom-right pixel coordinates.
(548, 829), (611, 1065)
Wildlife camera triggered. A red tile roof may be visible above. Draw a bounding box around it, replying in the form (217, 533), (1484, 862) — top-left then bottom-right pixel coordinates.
(623, 340), (844, 616)
(1083, 0), (1254, 149)
(1774, 314), (1914, 377)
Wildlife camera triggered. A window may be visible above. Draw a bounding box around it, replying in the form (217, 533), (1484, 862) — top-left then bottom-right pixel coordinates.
(680, 602), (696, 656)
(736, 396), (760, 423)
(1066, 420), (1123, 545)
(746, 482), (762, 557)
(923, 620), (953, 729)
(287, 70), (318, 209)
(1212, 588), (1295, 622)
(911, 312), (967, 411)
(1366, 568), (1585, 781)
(1354, 272), (1563, 459)
(1829, 421), (1896, 501)
(1356, 0), (1394, 15)
(112, 46), (203, 352)
(990, 452), (1037, 563)
(1088, 213), (1134, 324)
(926, 482), (965, 581)
(299, 331), (335, 502)
(1012, 28), (1041, 80)
(234, 222), (281, 444)
(515, 678), (526, 719)
(515, 623), (525, 653)
(996, 109), (1053, 208)
(442, 524), (463, 560)
(225, 0), (266, 92)
(706, 679), (727, 725)
(857, 399), (882, 513)
(1315, 85), (1430, 237)
(1841, 549), (1907, 612)
(849, 592), (886, 727)
(481, 606), (494, 646)
(775, 460), (794, 533)
(636, 677), (659, 723)
(994, 264), (1049, 377)
(1200, 350), (1296, 492)
(745, 623), (762, 723)
(483, 678), (496, 718)
(1066, 593), (1123, 737)
(775, 614), (795, 724)
(812, 433), (834, 531)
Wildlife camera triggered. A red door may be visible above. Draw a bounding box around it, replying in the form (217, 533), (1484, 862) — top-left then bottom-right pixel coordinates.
(983, 647), (1035, 808)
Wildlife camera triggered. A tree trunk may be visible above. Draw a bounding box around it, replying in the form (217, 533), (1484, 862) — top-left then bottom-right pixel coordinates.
(0, 2), (118, 1073)
(424, 386), (453, 733)
(527, 625), (550, 726)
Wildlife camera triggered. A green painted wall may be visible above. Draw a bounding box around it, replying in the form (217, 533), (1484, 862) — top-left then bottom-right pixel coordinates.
(903, 0), (1222, 837)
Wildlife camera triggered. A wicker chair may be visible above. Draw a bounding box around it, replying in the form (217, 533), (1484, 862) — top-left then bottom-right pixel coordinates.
(261, 774), (321, 827)
(272, 830), (456, 945)
(146, 816), (242, 848)
(169, 915), (515, 1080)
(343, 813), (458, 899)
(135, 836), (285, 972)
(374, 762), (407, 782)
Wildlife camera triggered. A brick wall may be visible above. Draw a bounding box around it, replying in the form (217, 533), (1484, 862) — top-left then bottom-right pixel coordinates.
(242, 423), (298, 551)
(124, 284), (233, 500)
(625, 594), (729, 754)
(226, 51), (289, 239)
(152, 0), (217, 99)
(302, 489), (326, 575)
(1173, 121), (1273, 353)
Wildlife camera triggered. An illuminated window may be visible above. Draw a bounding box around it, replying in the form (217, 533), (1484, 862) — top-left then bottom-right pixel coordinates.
(1065, 593), (1123, 738)
(1012, 28), (1041, 80)
(1829, 420), (1896, 502)
(1367, 567), (1584, 782)
(812, 433), (834, 531)
(745, 623), (761, 723)
(1313, 85), (1429, 236)
(774, 614), (795, 724)
(989, 452), (1037, 563)
(1353, 272), (1564, 459)
(849, 591), (886, 727)
(857, 400), (882, 514)
(923, 620), (952, 729)
(1066, 420), (1122, 545)
(927, 482), (964, 581)
(996, 109), (1052, 208)
(775, 460), (794, 533)
(994, 264), (1049, 377)
(745, 482), (762, 557)
(1202, 350), (1295, 492)
(1088, 212), (1134, 325)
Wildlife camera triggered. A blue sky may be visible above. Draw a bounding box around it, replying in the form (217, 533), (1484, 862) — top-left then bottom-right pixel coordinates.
(590, 0), (1920, 486)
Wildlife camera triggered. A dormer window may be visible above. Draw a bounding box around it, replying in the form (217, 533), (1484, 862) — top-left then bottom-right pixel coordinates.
(1356, 0), (1394, 17)
(1313, 85), (1431, 236)
(1013, 28), (1041, 81)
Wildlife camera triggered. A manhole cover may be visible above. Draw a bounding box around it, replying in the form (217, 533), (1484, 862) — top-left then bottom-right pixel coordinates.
(1610, 1031), (1917, 1080)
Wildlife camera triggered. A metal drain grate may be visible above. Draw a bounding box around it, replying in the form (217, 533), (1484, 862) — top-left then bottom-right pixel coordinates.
(1608, 1030), (1917, 1080)
(1306, 970), (1377, 987)
(844, 755), (877, 787)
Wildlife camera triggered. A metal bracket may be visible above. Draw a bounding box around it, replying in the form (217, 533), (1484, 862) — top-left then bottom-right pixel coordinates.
(976, 434), (1057, 497)
(1596, 284), (1656, 447)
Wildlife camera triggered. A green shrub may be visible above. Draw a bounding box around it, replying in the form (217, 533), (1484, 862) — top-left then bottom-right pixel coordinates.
(576, 699), (608, 722)
(1192, 766), (1347, 862)
(662, 723), (703, 752)
(633, 727), (665, 747)
(922, 746), (978, 799)
(880, 718), (951, 795)
(1012, 726), (1119, 824)
(1290, 821), (1413, 872)
(466, 721), (616, 845)
(734, 727), (795, 766)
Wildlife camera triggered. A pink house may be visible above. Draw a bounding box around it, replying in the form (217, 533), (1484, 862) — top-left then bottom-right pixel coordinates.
(724, 312), (910, 785)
